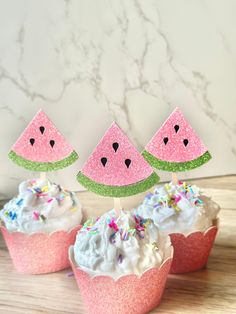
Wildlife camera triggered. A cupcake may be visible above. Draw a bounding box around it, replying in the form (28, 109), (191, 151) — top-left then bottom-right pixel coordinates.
(0, 178), (82, 274)
(69, 209), (173, 314)
(135, 181), (220, 273)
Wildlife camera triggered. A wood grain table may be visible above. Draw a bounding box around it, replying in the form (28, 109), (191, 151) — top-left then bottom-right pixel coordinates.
(0, 175), (236, 314)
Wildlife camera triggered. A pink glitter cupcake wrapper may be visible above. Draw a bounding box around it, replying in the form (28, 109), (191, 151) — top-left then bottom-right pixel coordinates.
(69, 246), (173, 314)
(170, 220), (219, 274)
(1, 225), (81, 274)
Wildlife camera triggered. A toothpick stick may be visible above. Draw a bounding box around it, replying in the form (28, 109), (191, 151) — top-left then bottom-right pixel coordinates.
(114, 198), (122, 216)
(171, 172), (178, 185)
(40, 172), (46, 181)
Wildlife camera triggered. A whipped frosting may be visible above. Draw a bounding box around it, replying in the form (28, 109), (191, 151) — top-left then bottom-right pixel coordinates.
(73, 209), (171, 279)
(0, 178), (82, 233)
(135, 182), (220, 235)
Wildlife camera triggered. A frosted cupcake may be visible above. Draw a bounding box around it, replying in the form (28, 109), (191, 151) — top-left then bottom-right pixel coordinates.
(70, 122), (171, 313)
(0, 178), (82, 274)
(2, 109), (81, 274)
(141, 107), (220, 273)
(69, 209), (173, 314)
(135, 181), (220, 273)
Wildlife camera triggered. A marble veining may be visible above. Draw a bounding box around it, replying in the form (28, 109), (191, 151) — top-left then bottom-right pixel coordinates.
(0, 0), (235, 199)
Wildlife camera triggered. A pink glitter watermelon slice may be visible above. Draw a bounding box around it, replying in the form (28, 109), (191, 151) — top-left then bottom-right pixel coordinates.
(143, 107), (211, 172)
(77, 122), (159, 197)
(9, 109), (78, 171)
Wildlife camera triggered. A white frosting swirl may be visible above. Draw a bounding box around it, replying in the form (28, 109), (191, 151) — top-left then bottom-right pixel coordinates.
(135, 182), (220, 235)
(73, 209), (171, 279)
(0, 178), (82, 233)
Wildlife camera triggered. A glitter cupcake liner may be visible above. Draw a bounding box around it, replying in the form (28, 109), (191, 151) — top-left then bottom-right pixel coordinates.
(8, 150), (78, 172)
(142, 150), (212, 172)
(69, 245), (173, 314)
(169, 219), (219, 274)
(76, 171), (160, 197)
(1, 225), (81, 274)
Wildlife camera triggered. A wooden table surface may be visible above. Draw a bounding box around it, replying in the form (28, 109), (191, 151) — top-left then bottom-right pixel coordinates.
(0, 175), (236, 314)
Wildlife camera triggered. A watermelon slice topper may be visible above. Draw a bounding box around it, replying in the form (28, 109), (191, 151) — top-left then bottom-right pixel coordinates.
(9, 109), (78, 171)
(142, 107), (211, 172)
(77, 122), (159, 197)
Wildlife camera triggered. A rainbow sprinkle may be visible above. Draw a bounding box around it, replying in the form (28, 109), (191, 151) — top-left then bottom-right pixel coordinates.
(8, 211), (17, 220)
(147, 182), (205, 213)
(33, 211), (40, 220)
(16, 198), (23, 206)
(39, 214), (46, 223)
(109, 233), (116, 244)
(117, 254), (124, 264)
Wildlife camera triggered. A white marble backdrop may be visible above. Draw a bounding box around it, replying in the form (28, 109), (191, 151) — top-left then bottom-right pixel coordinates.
(0, 0), (236, 199)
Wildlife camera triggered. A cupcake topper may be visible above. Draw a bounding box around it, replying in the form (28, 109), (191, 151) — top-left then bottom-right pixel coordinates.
(77, 122), (159, 211)
(142, 107), (211, 184)
(9, 109), (78, 176)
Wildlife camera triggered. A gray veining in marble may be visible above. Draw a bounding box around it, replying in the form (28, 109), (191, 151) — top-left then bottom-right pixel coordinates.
(0, 0), (235, 199)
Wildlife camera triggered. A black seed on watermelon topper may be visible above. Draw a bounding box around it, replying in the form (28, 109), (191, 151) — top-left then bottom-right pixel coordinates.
(163, 137), (169, 145)
(39, 126), (45, 134)
(125, 159), (131, 168)
(29, 138), (35, 146)
(174, 125), (179, 133)
(50, 140), (55, 148)
(101, 157), (107, 167)
(183, 139), (189, 147)
(112, 142), (119, 152)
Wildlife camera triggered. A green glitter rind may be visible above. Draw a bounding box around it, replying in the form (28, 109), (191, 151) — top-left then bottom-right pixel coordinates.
(76, 172), (160, 197)
(8, 150), (78, 172)
(142, 150), (212, 172)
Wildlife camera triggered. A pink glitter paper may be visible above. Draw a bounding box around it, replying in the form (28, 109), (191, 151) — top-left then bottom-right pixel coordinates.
(69, 246), (173, 314)
(1, 225), (81, 274)
(145, 107), (209, 162)
(81, 122), (154, 186)
(170, 224), (218, 274)
(11, 109), (75, 162)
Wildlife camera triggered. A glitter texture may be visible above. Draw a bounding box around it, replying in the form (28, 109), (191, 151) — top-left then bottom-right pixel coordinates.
(9, 109), (78, 171)
(77, 171), (159, 197)
(69, 246), (173, 314)
(144, 107), (211, 168)
(142, 149), (211, 172)
(9, 150), (78, 171)
(1, 225), (81, 274)
(77, 122), (159, 196)
(80, 122), (157, 186)
(170, 222), (218, 274)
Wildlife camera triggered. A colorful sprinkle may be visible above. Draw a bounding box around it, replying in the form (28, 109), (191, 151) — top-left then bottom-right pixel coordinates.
(165, 183), (171, 190)
(16, 198), (23, 206)
(109, 233), (116, 244)
(152, 242), (159, 251)
(89, 229), (99, 235)
(137, 230), (145, 239)
(108, 219), (119, 232)
(145, 193), (153, 200)
(70, 207), (77, 212)
(117, 254), (124, 264)
(34, 187), (42, 193)
(39, 214), (46, 222)
(8, 211), (17, 220)
(128, 228), (136, 235)
(196, 198), (203, 204)
(41, 186), (49, 192)
(173, 195), (181, 204)
(120, 228), (129, 241)
(33, 211), (40, 220)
